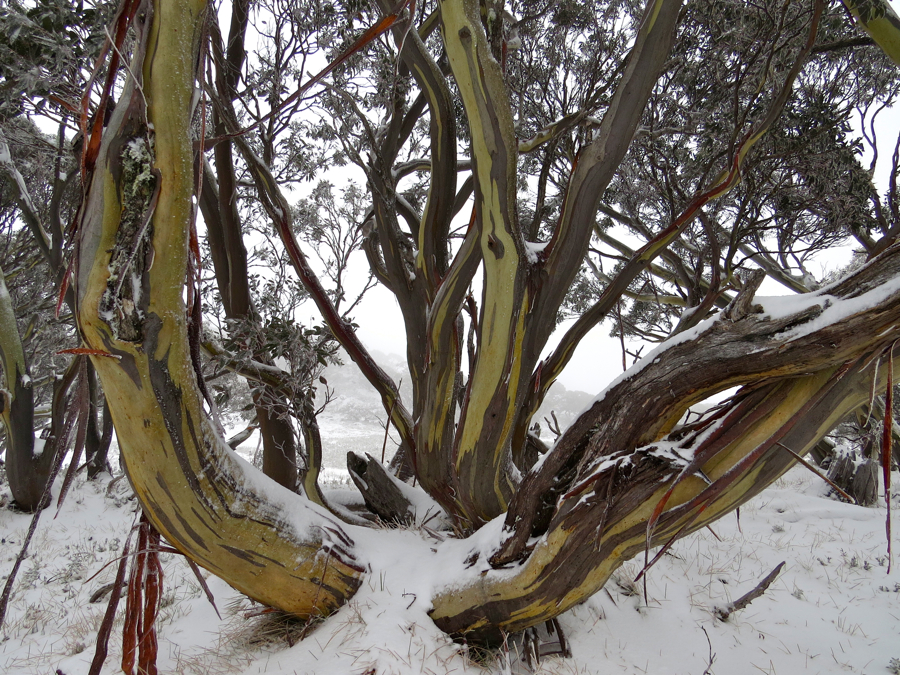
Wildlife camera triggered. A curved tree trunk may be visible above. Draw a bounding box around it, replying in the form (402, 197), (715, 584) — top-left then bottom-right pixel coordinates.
(75, 0), (361, 617)
(432, 344), (895, 638)
(200, 160), (301, 490)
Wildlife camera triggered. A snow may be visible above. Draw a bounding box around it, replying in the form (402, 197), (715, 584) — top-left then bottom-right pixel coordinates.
(2, 463), (897, 675)
(524, 241), (548, 264)
(569, 271), (900, 431)
(755, 273), (900, 343)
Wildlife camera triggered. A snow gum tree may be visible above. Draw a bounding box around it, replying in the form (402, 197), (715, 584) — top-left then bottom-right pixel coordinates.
(69, 0), (900, 643)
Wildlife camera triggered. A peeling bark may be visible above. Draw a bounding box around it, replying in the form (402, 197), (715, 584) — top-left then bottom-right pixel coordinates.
(76, 0), (362, 618)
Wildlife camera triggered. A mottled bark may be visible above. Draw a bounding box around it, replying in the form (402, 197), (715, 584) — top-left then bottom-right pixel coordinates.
(841, 0), (900, 64)
(0, 265), (48, 511)
(76, 0), (362, 617)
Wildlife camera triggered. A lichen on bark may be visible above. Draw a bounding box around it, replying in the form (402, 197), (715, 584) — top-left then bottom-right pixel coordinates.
(99, 128), (158, 342)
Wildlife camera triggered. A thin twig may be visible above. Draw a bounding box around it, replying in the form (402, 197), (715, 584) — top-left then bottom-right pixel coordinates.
(774, 441), (856, 504)
(700, 626), (716, 675)
(882, 341), (896, 573)
(382, 382), (399, 464)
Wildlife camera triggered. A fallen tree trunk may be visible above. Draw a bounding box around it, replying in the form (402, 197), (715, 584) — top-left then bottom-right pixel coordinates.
(430, 246), (900, 639)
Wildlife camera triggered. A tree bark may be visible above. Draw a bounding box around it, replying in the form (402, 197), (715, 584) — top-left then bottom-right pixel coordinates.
(76, 0), (362, 617)
(840, 0), (900, 65)
(0, 265), (49, 511)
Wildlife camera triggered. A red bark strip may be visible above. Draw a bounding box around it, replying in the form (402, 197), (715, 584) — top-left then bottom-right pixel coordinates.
(883, 342), (895, 572)
(185, 557), (221, 620)
(774, 441), (856, 504)
(139, 525), (162, 675)
(88, 527), (133, 675)
(121, 519), (148, 674)
(80, 0), (145, 179)
(57, 347), (121, 358)
(54, 260), (71, 318)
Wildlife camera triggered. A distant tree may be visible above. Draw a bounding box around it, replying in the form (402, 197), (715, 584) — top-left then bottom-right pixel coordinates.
(0, 117), (106, 509)
(31, 0), (900, 643)
(0, 0), (117, 507)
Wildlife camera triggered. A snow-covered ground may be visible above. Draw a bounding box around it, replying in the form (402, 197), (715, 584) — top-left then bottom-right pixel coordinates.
(1, 456), (898, 675)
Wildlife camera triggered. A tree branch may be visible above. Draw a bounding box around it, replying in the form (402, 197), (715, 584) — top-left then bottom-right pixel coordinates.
(839, 0), (900, 65)
(527, 0), (825, 428)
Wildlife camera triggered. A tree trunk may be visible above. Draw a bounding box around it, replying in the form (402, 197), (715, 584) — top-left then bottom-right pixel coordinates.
(75, 0), (361, 617)
(827, 429), (880, 506)
(0, 265), (49, 511)
(84, 360), (114, 479)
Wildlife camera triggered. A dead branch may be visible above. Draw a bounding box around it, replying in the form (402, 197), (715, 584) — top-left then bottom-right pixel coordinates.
(714, 561), (786, 621)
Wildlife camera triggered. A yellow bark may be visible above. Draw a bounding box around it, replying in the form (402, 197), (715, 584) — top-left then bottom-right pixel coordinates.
(76, 0), (361, 618)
